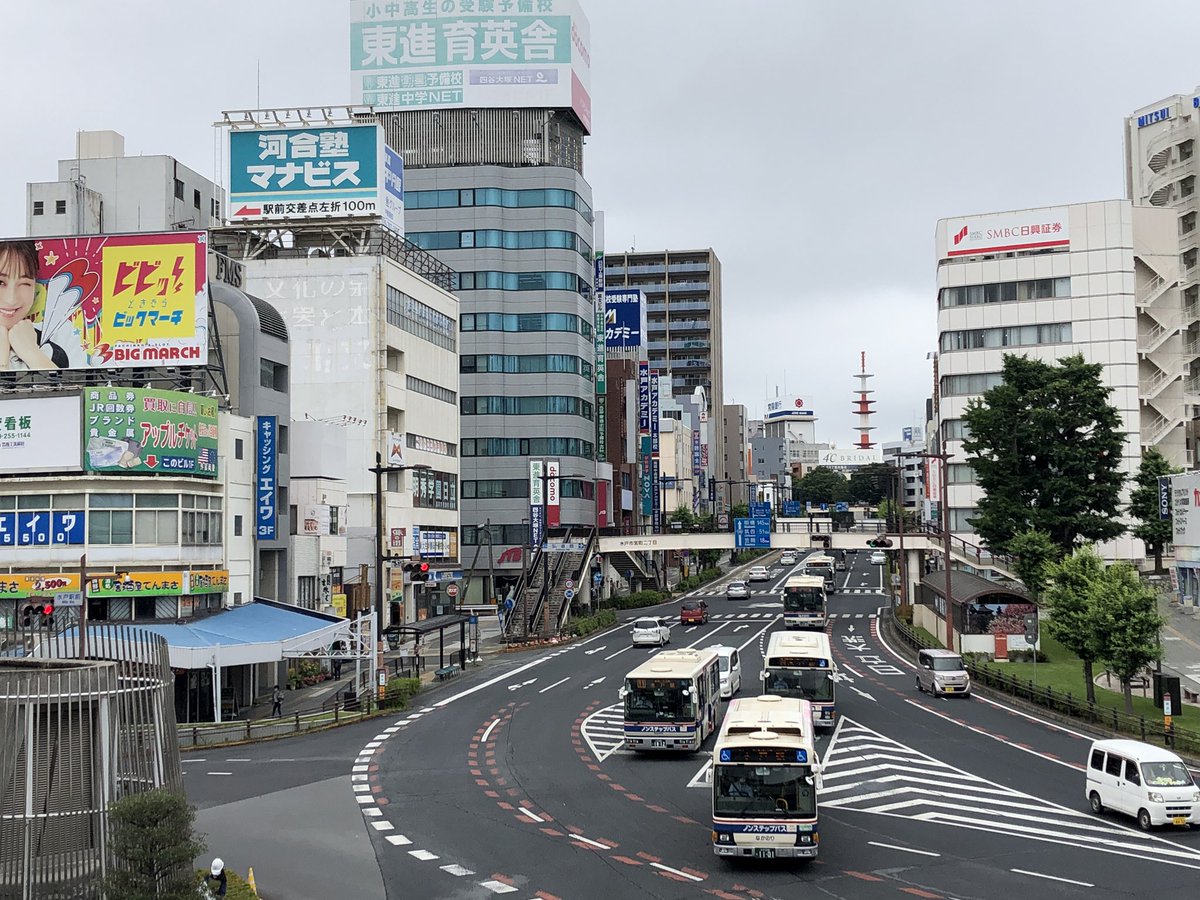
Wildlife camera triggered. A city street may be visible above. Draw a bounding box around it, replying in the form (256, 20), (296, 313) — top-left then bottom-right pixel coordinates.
(183, 551), (1200, 899)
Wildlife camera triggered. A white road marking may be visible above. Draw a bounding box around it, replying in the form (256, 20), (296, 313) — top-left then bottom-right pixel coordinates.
(736, 618), (778, 653)
(584, 645), (608, 655)
(538, 676), (571, 693)
(1010, 868), (1093, 888)
(584, 677), (606, 690)
(385, 834), (412, 846)
(408, 849), (439, 861)
(734, 624), (749, 632)
(604, 646), (632, 661)
(867, 841), (940, 857)
(370, 820), (394, 831)
(571, 835), (612, 849)
(507, 678), (538, 692)
(687, 758), (713, 788)
(841, 663), (864, 679)
(441, 864), (475, 876)
(480, 718), (501, 743)
(685, 621), (730, 647)
(363, 807), (382, 816)
(518, 807), (545, 823)
(479, 879), (519, 893)
(650, 862), (704, 882)
(206, 772), (232, 776)
(225, 758), (251, 762)
(182, 758), (207, 763)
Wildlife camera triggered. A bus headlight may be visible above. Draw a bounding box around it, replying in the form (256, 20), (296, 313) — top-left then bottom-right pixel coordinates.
(713, 831), (733, 844)
(797, 834), (813, 844)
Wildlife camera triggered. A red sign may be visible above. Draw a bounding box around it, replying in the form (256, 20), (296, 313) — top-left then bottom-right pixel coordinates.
(497, 547), (523, 566)
(597, 479), (609, 528)
(546, 459), (561, 528)
(994, 633), (1009, 660)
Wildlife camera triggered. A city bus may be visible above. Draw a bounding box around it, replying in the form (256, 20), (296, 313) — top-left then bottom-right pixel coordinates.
(621, 647), (722, 752)
(801, 554), (836, 592)
(782, 575), (827, 629)
(711, 695), (822, 860)
(762, 631), (837, 728)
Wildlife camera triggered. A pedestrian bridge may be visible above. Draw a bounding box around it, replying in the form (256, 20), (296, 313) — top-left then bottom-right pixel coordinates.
(597, 524), (1017, 580)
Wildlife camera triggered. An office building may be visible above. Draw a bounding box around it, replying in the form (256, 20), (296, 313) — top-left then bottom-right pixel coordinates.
(604, 248), (725, 479)
(934, 200), (1179, 560)
(721, 403), (749, 508)
(883, 435), (926, 511)
(1126, 88), (1200, 460)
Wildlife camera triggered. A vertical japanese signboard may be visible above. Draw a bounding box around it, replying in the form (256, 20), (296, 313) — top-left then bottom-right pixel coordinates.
(546, 459), (561, 528)
(382, 146), (405, 236)
(594, 251), (606, 459)
(350, 0), (593, 134)
(692, 429), (701, 514)
(604, 289), (646, 352)
(529, 460), (545, 548)
(83, 388), (218, 477)
(256, 416), (278, 540)
(638, 362), (650, 434)
(650, 371), (661, 532)
(228, 124), (385, 222)
(0, 232), (208, 370)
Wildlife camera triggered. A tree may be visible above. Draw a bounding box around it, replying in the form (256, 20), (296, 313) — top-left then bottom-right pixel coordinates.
(1129, 448), (1179, 573)
(794, 467), (849, 507)
(962, 353), (1126, 556)
(1007, 528), (1060, 602)
(1091, 562), (1164, 714)
(849, 463), (895, 506)
(1042, 547), (1106, 704)
(100, 789), (206, 900)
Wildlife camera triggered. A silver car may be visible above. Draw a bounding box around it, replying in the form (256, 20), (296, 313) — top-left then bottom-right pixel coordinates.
(631, 617), (671, 647)
(915, 648), (972, 697)
(726, 580), (749, 600)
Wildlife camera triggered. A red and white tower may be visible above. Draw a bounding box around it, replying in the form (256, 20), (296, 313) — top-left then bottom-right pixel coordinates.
(852, 351), (876, 449)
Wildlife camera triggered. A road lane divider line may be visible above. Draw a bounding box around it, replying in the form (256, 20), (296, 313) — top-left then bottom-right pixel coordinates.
(570, 835), (610, 849)
(866, 841), (940, 857)
(736, 617), (778, 653)
(205, 772), (232, 776)
(841, 663), (864, 678)
(685, 620), (730, 647)
(650, 862), (704, 882)
(518, 807), (545, 823)
(480, 717), (501, 743)
(538, 677), (571, 694)
(603, 646), (632, 661)
(1009, 868), (1093, 887)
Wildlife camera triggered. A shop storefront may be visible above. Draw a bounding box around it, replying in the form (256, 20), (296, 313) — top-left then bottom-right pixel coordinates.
(0, 569), (230, 626)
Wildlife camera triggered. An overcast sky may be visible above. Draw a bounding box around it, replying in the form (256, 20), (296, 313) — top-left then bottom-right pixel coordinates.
(6, 1), (1200, 444)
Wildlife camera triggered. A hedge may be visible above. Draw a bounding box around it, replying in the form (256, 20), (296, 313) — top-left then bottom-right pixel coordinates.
(380, 676), (421, 710)
(610, 590), (669, 610)
(572, 608), (616, 636)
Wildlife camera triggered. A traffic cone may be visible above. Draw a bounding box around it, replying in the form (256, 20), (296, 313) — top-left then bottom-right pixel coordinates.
(247, 867), (258, 896)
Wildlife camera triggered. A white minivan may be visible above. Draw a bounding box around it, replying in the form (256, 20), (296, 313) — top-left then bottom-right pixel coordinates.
(1085, 739), (1200, 830)
(710, 645), (742, 699)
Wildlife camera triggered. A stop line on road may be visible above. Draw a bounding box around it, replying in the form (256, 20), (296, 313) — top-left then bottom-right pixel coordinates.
(821, 719), (1200, 869)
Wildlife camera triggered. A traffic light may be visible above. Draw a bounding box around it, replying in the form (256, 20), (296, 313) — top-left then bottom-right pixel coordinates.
(403, 562), (431, 583)
(19, 603), (37, 629)
(867, 537), (893, 549)
(40, 603), (55, 630)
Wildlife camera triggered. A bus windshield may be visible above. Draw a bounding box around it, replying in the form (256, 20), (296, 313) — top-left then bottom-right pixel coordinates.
(764, 668), (833, 702)
(784, 588), (824, 613)
(625, 681), (696, 722)
(714, 764), (817, 818)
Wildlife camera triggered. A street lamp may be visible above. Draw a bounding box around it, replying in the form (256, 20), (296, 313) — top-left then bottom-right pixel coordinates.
(369, 452), (431, 636)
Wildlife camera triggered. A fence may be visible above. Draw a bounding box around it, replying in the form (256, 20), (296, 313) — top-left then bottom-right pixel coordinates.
(888, 609), (1200, 757)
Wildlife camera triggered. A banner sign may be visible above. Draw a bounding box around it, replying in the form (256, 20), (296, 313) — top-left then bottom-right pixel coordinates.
(0, 232), (209, 370)
(228, 124), (384, 222)
(256, 416), (278, 540)
(83, 387), (219, 478)
(943, 206), (1070, 259)
(604, 288), (645, 351)
(530, 460), (545, 547)
(650, 370), (660, 456)
(1160, 475), (1173, 521)
(593, 254), (606, 394)
(350, 0), (593, 134)
(650, 371), (661, 531)
(640, 435), (653, 516)
(0, 510), (85, 548)
(597, 478), (609, 528)
(782, 500), (802, 517)
(652, 456), (661, 532)
(546, 459), (561, 528)
(596, 394), (607, 460)
(0, 395), (82, 474)
(85, 569), (229, 598)
(0, 573), (80, 600)
(734, 517), (771, 549)
(638, 361), (650, 434)
(382, 145), (405, 236)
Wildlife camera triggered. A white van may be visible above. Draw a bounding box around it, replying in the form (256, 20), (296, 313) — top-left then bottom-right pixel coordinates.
(710, 645), (741, 699)
(1085, 739), (1200, 830)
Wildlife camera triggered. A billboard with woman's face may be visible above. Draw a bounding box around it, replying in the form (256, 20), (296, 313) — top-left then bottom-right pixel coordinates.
(0, 232), (209, 372)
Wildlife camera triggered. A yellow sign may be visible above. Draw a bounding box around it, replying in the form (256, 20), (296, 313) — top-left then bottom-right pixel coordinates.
(101, 240), (198, 340)
(332, 593), (348, 618)
(0, 573), (81, 600)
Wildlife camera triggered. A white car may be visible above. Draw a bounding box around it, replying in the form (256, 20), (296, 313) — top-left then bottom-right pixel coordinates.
(630, 616), (671, 647)
(779, 552), (798, 566)
(747, 566), (771, 583)
(726, 580), (749, 600)
(869, 550), (887, 565)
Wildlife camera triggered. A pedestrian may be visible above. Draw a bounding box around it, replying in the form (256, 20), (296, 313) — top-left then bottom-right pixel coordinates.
(271, 684), (283, 718)
(203, 858), (227, 897)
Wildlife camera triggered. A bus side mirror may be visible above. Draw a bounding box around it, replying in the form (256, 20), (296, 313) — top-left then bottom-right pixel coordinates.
(759, 671), (767, 681)
(618, 687), (628, 700)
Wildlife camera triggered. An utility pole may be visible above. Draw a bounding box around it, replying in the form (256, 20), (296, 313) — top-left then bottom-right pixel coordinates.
(906, 450), (953, 648)
(368, 452), (430, 641)
(78, 553), (88, 660)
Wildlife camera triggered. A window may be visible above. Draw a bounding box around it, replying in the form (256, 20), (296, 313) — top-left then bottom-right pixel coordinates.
(949, 508), (979, 532)
(298, 576), (317, 605)
(461, 437), (595, 459)
(278, 425), (289, 455)
(193, 188), (201, 210)
(1105, 753), (1124, 777)
(182, 508), (222, 545)
(406, 186), (594, 222)
(941, 372), (1004, 396)
(463, 523), (530, 545)
(135, 509), (178, 544)
(211, 197), (221, 219)
(386, 286), (456, 351)
(289, 504), (298, 536)
(940, 323), (1071, 353)
(408, 229), (592, 260)
(938, 277), (1070, 308)
(461, 354), (591, 379)
(234, 515), (243, 537)
(946, 463), (977, 484)
(450, 270), (588, 296)
(1090, 749), (1104, 770)
(461, 395), (593, 419)
(235, 438), (244, 460)
(1125, 760), (1141, 786)
(406, 375), (457, 405)
(90, 510), (134, 545)
(32, 200), (43, 216)
(460, 312), (587, 334)
(407, 433), (456, 457)
(174, 178), (184, 200)
(462, 479), (530, 500)
(942, 419), (970, 441)
(260, 358), (287, 391)
(55, 199), (66, 215)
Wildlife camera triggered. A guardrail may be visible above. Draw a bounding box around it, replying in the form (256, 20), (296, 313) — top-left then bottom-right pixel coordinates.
(888, 610), (1200, 756)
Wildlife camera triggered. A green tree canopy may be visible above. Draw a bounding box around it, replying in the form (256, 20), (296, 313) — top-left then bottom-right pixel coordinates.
(794, 467), (849, 507)
(1091, 562), (1164, 714)
(962, 353), (1126, 555)
(1129, 447), (1179, 573)
(100, 789), (206, 900)
(1042, 546), (1106, 704)
(1007, 528), (1060, 602)
(848, 463), (895, 505)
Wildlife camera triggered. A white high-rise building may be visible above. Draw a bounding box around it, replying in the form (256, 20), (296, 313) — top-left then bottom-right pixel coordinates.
(934, 200), (1180, 561)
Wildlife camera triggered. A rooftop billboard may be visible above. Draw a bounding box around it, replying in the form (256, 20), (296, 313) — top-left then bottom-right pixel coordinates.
(83, 387), (219, 478)
(942, 207), (1070, 259)
(0, 233), (209, 371)
(349, 0), (592, 133)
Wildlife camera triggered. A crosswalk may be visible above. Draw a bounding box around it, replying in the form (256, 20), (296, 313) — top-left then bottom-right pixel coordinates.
(692, 587), (886, 597)
(697, 612), (877, 621)
(821, 719), (1200, 869)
